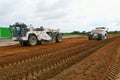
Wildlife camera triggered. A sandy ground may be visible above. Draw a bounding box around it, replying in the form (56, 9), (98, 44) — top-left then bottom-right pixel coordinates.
(116, 73), (120, 80)
(0, 34), (119, 80)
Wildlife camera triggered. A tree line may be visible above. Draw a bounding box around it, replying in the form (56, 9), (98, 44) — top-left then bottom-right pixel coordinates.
(62, 31), (120, 36)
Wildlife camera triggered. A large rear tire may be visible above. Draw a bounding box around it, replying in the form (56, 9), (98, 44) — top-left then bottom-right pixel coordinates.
(28, 35), (38, 46)
(56, 33), (62, 43)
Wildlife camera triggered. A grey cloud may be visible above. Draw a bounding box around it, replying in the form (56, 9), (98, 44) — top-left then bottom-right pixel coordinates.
(42, 13), (66, 20)
(34, 0), (70, 20)
(35, 0), (69, 12)
(0, 0), (19, 16)
(0, 0), (120, 32)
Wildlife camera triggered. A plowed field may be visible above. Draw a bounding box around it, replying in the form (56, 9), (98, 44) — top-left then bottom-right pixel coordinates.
(0, 35), (120, 80)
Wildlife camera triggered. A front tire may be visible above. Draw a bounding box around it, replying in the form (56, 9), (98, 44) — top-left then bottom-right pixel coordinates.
(56, 33), (62, 43)
(28, 35), (38, 46)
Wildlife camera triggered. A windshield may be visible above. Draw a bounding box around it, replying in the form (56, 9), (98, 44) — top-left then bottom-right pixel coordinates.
(16, 26), (21, 32)
(10, 26), (21, 32)
(10, 25), (21, 37)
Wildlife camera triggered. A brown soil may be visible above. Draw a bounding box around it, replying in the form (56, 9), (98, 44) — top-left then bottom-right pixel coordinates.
(0, 35), (120, 80)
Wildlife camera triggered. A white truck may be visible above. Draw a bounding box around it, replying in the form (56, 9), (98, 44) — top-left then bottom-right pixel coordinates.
(9, 22), (62, 46)
(88, 27), (108, 40)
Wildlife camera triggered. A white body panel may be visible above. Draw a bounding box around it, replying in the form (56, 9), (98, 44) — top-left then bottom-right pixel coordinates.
(90, 29), (107, 35)
(13, 28), (59, 41)
(12, 37), (28, 41)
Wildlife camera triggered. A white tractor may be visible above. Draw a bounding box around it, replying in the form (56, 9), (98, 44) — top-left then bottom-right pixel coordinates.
(88, 27), (108, 40)
(9, 22), (62, 46)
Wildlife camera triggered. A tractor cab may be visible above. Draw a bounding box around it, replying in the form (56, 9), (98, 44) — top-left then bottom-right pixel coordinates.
(9, 22), (27, 37)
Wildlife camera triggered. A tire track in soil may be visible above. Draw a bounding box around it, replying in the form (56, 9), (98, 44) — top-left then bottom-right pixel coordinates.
(0, 38), (114, 80)
(48, 36), (120, 80)
(104, 42), (120, 80)
(0, 39), (88, 68)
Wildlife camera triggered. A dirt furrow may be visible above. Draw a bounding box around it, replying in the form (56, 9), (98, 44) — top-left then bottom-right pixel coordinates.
(104, 44), (120, 80)
(0, 39), (89, 68)
(0, 37), (113, 80)
(0, 35), (120, 80)
(49, 36), (120, 80)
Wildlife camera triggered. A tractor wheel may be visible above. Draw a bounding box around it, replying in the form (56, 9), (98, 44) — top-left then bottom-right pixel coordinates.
(28, 35), (38, 46)
(19, 41), (28, 46)
(56, 33), (62, 43)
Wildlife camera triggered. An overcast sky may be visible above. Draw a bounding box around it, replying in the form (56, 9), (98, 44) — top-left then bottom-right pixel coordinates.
(0, 0), (120, 32)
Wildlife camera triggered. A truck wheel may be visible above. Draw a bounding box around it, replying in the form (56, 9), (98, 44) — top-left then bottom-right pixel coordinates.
(19, 41), (28, 46)
(56, 33), (62, 43)
(28, 35), (38, 46)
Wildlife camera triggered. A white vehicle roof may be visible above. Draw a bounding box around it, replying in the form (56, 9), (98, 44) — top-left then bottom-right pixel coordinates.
(91, 28), (107, 34)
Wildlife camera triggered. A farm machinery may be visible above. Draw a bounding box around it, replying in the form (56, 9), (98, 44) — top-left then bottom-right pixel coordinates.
(88, 27), (108, 40)
(9, 22), (62, 46)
